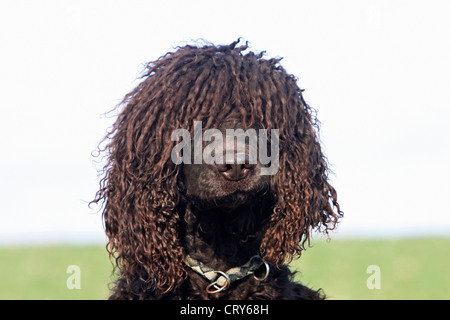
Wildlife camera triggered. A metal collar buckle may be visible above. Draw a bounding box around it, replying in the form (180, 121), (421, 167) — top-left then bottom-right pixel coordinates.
(253, 261), (270, 281)
(205, 271), (230, 293)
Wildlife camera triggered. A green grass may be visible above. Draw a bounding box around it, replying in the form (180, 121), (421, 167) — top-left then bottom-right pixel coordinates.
(1, 238), (449, 299)
(291, 237), (450, 299)
(0, 245), (112, 299)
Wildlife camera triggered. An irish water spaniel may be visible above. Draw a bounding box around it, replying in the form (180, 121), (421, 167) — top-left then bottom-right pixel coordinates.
(92, 39), (342, 300)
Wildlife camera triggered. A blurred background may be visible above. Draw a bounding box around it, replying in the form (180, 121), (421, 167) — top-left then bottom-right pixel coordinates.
(0, 0), (449, 299)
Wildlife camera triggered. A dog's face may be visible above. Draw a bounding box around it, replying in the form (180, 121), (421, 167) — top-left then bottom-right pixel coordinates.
(182, 120), (271, 209)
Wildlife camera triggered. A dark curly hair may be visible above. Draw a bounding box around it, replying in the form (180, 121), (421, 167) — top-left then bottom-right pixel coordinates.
(92, 39), (342, 299)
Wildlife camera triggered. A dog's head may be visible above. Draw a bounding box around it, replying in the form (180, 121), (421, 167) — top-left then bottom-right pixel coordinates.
(93, 40), (342, 296)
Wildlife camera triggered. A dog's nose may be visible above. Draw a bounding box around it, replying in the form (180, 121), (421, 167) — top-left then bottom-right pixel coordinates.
(215, 153), (255, 181)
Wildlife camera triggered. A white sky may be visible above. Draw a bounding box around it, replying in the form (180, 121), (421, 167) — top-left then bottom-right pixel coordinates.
(1, 0), (449, 244)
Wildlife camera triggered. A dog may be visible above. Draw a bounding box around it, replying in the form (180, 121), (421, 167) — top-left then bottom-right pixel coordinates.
(92, 39), (342, 299)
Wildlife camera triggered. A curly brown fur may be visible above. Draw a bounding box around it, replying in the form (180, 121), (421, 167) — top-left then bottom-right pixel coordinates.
(92, 39), (342, 300)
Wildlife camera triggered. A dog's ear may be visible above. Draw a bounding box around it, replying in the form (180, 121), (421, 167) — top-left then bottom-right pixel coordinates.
(260, 105), (342, 267)
(103, 171), (185, 296)
(100, 160), (185, 296)
(93, 101), (186, 296)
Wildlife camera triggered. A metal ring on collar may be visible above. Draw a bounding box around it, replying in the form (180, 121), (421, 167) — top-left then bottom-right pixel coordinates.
(253, 261), (270, 281)
(205, 271), (231, 294)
